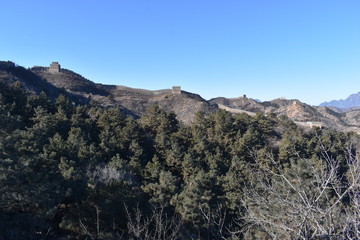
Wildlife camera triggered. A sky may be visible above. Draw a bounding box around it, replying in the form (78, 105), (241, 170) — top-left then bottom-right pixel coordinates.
(1, 0), (359, 105)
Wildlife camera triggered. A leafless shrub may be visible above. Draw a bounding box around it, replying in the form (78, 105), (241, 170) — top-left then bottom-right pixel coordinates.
(86, 165), (138, 187)
(199, 204), (242, 240)
(125, 203), (183, 240)
(239, 140), (360, 239)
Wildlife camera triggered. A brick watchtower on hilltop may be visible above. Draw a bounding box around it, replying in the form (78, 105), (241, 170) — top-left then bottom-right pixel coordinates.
(172, 86), (181, 94)
(0, 61), (15, 69)
(49, 62), (60, 73)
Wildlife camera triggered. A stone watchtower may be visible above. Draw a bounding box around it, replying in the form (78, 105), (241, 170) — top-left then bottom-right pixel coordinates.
(49, 62), (60, 73)
(172, 86), (181, 94)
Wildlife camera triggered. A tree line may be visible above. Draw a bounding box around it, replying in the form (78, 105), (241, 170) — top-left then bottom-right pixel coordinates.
(0, 82), (359, 239)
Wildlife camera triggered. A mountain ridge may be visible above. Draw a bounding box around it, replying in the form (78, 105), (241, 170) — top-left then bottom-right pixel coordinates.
(1, 61), (360, 133)
(320, 92), (360, 109)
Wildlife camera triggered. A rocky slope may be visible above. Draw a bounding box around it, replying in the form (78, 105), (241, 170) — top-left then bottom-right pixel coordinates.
(1, 61), (360, 132)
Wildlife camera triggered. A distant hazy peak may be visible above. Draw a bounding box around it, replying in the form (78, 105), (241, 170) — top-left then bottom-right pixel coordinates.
(320, 92), (360, 109)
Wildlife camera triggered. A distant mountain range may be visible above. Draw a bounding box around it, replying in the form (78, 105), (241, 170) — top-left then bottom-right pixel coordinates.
(320, 92), (360, 109)
(1, 60), (360, 133)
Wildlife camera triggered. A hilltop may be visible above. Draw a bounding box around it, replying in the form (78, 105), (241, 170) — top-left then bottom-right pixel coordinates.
(1, 61), (360, 132)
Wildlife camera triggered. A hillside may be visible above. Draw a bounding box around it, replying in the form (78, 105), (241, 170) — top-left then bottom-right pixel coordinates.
(1, 61), (360, 132)
(211, 96), (360, 133)
(0, 61), (70, 101)
(1, 77), (358, 239)
(0, 61), (215, 123)
(32, 66), (215, 123)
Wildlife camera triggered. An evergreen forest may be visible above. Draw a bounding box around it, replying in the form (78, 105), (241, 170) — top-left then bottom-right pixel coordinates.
(1, 82), (359, 239)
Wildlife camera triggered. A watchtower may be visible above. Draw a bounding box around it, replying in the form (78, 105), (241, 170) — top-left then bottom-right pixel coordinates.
(172, 86), (181, 94)
(49, 62), (60, 73)
(0, 61), (15, 68)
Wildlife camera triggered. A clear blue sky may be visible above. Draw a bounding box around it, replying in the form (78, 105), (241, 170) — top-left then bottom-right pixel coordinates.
(1, 0), (359, 105)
